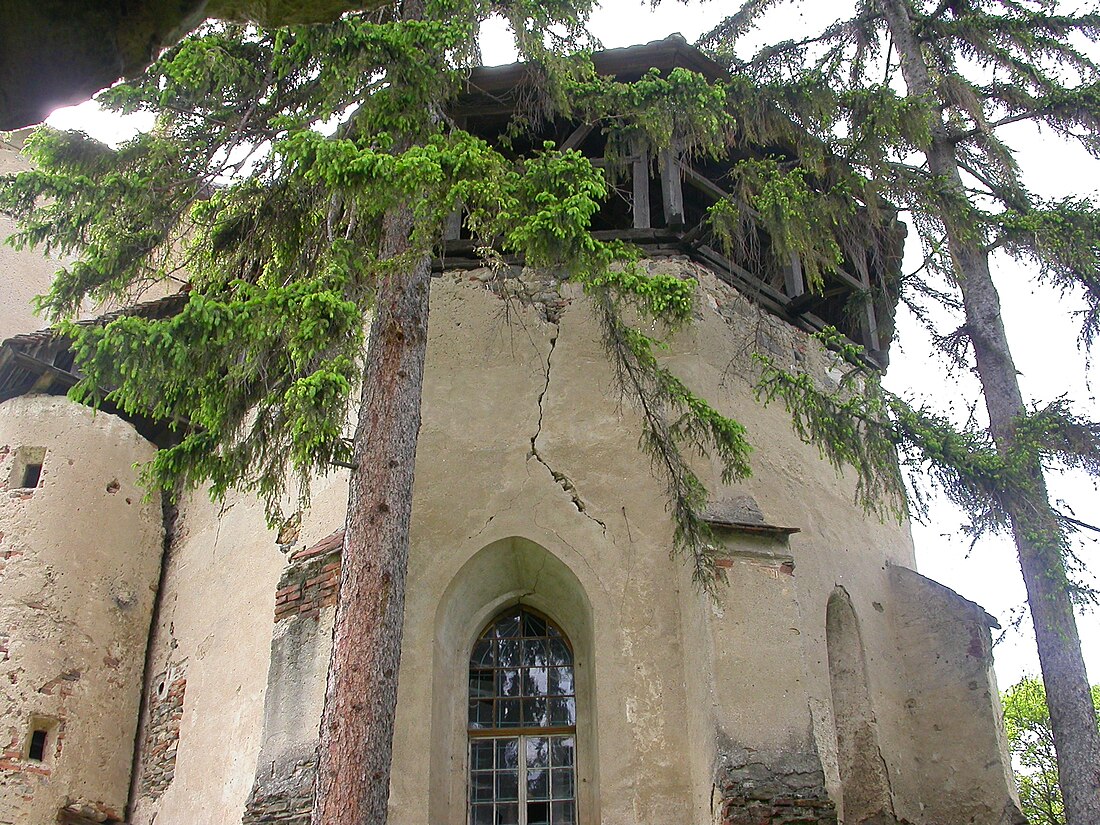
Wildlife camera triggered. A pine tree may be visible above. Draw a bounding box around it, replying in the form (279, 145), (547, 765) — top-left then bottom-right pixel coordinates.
(0, 5), (753, 821)
(700, 1), (1100, 821)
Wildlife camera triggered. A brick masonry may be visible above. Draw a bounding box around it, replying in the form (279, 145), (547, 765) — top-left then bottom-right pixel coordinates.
(273, 529), (343, 622)
(139, 667), (186, 800)
(242, 529), (344, 824)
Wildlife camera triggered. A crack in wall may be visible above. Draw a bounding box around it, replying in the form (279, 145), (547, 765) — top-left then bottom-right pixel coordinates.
(528, 328), (607, 533)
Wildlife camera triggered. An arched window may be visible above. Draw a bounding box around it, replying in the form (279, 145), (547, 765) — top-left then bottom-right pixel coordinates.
(468, 607), (577, 825)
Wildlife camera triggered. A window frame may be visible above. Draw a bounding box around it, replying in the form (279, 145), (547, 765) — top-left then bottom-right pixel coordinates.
(467, 606), (578, 825)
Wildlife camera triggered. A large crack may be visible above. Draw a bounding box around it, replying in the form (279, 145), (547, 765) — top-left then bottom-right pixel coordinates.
(528, 327), (607, 532)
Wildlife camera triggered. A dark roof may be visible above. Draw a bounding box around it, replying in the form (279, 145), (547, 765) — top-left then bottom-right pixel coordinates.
(0, 292), (187, 443)
(463, 34), (726, 97)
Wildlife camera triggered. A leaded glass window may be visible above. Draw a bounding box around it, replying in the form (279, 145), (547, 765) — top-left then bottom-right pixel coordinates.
(468, 608), (577, 825)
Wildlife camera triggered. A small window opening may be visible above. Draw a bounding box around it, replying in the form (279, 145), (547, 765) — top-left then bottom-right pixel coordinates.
(8, 446), (46, 489)
(21, 462), (42, 489)
(27, 729), (47, 762)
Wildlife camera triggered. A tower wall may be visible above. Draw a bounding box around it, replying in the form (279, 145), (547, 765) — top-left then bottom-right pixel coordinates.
(0, 137), (59, 343)
(0, 395), (163, 824)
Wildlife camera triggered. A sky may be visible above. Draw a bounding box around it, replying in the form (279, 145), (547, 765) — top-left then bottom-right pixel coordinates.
(44, 0), (1099, 690)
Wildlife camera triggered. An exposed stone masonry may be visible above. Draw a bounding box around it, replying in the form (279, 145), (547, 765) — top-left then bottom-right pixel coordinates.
(242, 529), (345, 824)
(717, 748), (838, 825)
(139, 668), (186, 800)
(241, 755), (317, 825)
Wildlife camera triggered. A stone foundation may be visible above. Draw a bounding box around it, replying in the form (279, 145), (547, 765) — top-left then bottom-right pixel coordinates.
(716, 749), (838, 825)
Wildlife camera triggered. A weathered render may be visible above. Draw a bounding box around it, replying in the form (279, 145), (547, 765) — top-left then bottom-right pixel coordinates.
(0, 258), (1024, 825)
(0, 395), (163, 825)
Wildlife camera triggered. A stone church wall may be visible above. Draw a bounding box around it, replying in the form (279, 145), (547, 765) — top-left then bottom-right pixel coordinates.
(0, 257), (1021, 824)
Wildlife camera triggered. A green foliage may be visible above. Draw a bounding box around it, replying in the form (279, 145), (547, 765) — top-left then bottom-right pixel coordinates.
(709, 157), (848, 292)
(697, 0), (1100, 596)
(998, 199), (1100, 345)
(703, 0), (1100, 347)
(0, 5), (755, 585)
(1003, 676), (1100, 825)
(593, 279), (752, 589)
(569, 66), (734, 162)
(753, 329), (1100, 558)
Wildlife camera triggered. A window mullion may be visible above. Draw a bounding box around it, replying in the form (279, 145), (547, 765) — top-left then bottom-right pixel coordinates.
(518, 735), (528, 825)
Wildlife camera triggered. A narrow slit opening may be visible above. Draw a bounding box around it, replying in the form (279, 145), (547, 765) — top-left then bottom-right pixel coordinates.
(21, 462), (42, 489)
(27, 729), (47, 762)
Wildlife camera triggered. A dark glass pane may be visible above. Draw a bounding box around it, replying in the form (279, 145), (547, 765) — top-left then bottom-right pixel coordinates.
(546, 621), (562, 638)
(523, 668), (548, 697)
(471, 803), (493, 825)
(494, 614), (521, 638)
(471, 639), (494, 667)
(551, 736), (575, 768)
(469, 700), (493, 728)
(471, 739), (494, 770)
(526, 736), (550, 769)
(549, 697), (575, 726)
(547, 667), (573, 696)
(470, 669), (494, 699)
(551, 801), (576, 824)
(522, 698), (548, 727)
(523, 640), (548, 667)
(527, 801), (550, 825)
(472, 771), (494, 802)
(498, 639), (521, 668)
(497, 669), (521, 697)
(496, 738), (520, 770)
(523, 612), (547, 637)
(496, 803), (519, 825)
(551, 768), (574, 800)
(548, 639), (571, 666)
(527, 768), (550, 800)
(496, 770), (519, 802)
(496, 699), (521, 728)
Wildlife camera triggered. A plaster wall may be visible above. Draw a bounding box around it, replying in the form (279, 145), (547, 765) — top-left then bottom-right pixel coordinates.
(116, 259), (1016, 824)
(127, 469), (351, 825)
(887, 567), (1025, 825)
(0, 139), (59, 343)
(0, 395), (163, 824)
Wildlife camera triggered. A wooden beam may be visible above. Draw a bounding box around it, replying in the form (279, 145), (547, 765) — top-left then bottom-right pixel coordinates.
(631, 140), (651, 229)
(561, 123), (594, 151)
(658, 145), (685, 228)
(679, 160), (731, 203)
(11, 349), (79, 389)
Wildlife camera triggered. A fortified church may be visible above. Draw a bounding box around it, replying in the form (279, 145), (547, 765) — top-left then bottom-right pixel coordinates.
(0, 37), (1026, 825)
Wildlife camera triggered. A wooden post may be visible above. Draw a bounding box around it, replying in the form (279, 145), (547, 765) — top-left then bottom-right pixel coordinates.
(856, 254), (881, 352)
(784, 253), (805, 300)
(631, 140), (651, 229)
(443, 208), (461, 241)
(658, 143), (684, 228)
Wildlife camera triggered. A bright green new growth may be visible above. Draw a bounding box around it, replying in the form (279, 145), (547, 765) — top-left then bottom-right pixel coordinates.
(1003, 676), (1100, 825)
(0, 7), (757, 587)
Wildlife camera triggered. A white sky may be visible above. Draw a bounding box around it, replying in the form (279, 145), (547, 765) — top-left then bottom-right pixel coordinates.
(45, 0), (1099, 689)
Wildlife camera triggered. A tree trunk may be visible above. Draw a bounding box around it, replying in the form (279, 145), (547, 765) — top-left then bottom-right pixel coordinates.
(881, 2), (1100, 822)
(311, 200), (431, 825)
